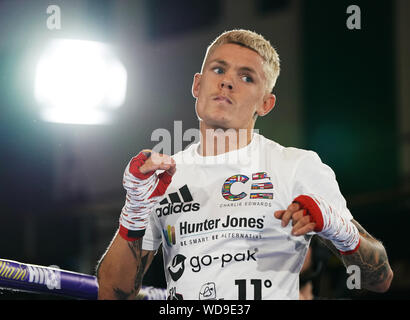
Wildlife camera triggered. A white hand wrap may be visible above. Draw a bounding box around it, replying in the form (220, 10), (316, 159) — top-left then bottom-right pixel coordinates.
(293, 194), (360, 254)
(119, 152), (172, 241)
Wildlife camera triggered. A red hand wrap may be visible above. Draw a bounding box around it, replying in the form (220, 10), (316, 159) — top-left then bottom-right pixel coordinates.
(119, 151), (173, 241)
(292, 194), (360, 255)
(129, 151), (155, 180)
(293, 195), (324, 232)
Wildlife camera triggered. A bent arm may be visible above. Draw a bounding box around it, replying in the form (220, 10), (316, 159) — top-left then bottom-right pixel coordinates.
(96, 229), (157, 300)
(318, 219), (393, 293)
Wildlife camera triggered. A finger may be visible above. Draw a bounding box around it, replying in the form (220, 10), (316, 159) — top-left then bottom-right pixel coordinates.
(156, 157), (176, 172)
(138, 161), (159, 174)
(139, 155), (173, 174)
(165, 159), (176, 176)
(156, 163), (173, 171)
(281, 203), (300, 227)
(149, 152), (173, 166)
(280, 210), (293, 227)
(274, 210), (286, 220)
(292, 222), (316, 236)
(291, 215), (311, 234)
(291, 209), (305, 227)
(288, 202), (300, 211)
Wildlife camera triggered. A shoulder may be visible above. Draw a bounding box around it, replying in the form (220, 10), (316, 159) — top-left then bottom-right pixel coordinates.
(256, 133), (320, 164)
(171, 142), (199, 162)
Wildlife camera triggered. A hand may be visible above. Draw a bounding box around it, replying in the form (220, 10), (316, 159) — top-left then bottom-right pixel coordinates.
(127, 149), (176, 199)
(138, 149), (176, 177)
(275, 194), (360, 254)
(274, 202), (316, 236)
(119, 150), (176, 241)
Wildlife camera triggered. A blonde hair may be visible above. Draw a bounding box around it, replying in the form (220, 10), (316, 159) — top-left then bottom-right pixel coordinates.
(201, 29), (280, 93)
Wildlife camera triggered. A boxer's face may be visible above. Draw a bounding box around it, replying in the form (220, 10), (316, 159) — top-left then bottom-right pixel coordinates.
(192, 43), (275, 131)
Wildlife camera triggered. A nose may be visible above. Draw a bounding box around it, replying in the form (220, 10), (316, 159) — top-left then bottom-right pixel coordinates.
(220, 77), (233, 90)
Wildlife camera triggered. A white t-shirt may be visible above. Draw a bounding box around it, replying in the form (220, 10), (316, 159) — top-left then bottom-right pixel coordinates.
(142, 133), (353, 300)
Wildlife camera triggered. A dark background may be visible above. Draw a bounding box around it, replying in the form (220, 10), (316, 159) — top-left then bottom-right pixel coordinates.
(0, 0), (409, 299)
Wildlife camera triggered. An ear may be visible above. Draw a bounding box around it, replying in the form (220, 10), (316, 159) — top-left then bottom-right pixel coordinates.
(192, 73), (202, 98)
(256, 93), (276, 117)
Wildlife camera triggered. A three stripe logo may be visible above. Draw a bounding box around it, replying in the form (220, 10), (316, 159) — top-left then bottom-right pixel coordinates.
(159, 185), (193, 205)
(156, 185), (200, 218)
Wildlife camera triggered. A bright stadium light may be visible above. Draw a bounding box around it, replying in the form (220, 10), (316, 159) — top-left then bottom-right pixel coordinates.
(34, 39), (127, 125)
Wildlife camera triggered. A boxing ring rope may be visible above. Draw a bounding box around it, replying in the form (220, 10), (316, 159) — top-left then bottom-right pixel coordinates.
(0, 258), (167, 300)
(0, 258), (98, 299)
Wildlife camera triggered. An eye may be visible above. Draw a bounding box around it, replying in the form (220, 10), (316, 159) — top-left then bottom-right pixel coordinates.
(241, 75), (253, 83)
(212, 67), (224, 74)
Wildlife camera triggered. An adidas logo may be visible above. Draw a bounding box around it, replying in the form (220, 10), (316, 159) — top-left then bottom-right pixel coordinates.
(156, 185), (200, 217)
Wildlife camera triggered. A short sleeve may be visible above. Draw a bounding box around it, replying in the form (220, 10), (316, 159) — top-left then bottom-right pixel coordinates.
(291, 151), (353, 221)
(141, 210), (163, 251)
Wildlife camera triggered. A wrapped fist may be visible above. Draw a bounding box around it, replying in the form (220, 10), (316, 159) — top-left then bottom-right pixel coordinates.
(119, 150), (175, 241)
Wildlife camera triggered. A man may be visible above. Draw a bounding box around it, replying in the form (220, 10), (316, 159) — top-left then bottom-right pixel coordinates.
(96, 29), (393, 300)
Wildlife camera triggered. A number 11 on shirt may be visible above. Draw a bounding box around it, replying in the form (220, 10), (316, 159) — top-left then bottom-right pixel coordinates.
(235, 279), (272, 300)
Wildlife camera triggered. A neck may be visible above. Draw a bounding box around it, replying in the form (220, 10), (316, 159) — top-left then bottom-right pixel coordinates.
(198, 122), (254, 156)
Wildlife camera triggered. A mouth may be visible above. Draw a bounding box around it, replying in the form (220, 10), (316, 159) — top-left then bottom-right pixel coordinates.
(213, 95), (232, 104)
